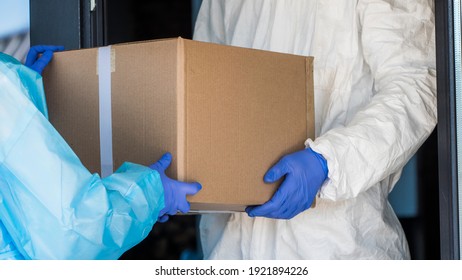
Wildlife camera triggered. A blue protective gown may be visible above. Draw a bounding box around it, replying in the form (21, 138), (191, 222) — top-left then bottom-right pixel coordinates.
(0, 52), (165, 259)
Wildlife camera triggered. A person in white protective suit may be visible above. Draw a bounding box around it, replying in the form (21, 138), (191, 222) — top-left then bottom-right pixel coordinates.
(0, 46), (201, 260)
(193, 0), (436, 259)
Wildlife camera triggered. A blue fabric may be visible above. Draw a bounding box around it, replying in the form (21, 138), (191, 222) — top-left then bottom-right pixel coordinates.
(0, 220), (24, 260)
(0, 53), (165, 259)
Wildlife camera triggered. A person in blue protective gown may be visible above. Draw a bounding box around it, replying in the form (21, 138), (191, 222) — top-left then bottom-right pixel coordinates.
(0, 46), (202, 260)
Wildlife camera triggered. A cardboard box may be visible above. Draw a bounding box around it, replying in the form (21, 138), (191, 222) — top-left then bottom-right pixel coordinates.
(43, 38), (314, 212)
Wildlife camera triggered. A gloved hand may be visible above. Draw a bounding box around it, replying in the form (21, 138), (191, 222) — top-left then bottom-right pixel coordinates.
(150, 153), (202, 222)
(246, 148), (328, 219)
(25, 45), (65, 74)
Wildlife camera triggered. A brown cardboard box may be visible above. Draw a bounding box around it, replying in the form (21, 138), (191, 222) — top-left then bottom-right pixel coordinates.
(43, 38), (314, 212)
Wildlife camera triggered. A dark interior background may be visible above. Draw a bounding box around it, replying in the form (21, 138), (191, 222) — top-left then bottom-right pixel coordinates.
(105, 0), (193, 45)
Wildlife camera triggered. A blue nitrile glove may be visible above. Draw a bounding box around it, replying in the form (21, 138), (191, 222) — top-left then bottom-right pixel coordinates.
(246, 148), (328, 219)
(149, 153), (202, 222)
(25, 45), (64, 74)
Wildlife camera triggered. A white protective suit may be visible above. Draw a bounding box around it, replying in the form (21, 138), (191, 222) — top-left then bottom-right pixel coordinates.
(193, 0), (436, 259)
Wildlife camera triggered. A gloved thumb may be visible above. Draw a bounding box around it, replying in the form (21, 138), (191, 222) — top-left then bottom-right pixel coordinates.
(264, 160), (288, 183)
(33, 50), (54, 74)
(158, 215), (169, 223)
(180, 182), (202, 195)
(149, 152), (172, 172)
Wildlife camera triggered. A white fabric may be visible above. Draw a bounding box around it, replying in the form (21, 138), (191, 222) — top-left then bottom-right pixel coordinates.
(193, 0), (436, 259)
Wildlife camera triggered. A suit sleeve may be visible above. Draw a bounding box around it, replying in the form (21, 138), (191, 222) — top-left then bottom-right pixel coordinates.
(308, 0), (437, 200)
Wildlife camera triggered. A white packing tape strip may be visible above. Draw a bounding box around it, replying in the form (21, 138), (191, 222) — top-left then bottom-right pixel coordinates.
(98, 46), (114, 178)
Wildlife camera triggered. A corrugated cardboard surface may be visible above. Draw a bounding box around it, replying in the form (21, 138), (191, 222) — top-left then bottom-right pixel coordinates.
(111, 40), (180, 178)
(43, 38), (313, 212)
(44, 48), (101, 173)
(183, 40), (313, 211)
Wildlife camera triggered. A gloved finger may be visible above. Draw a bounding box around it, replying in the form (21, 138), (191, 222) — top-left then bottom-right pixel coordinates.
(165, 204), (179, 216)
(265, 203), (296, 220)
(247, 178), (292, 217)
(150, 152), (172, 171)
(247, 205), (281, 219)
(36, 50), (54, 66)
(32, 50), (54, 74)
(48, 45), (65, 52)
(264, 159), (289, 183)
(178, 182), (202, 195)
(245, 205), (256, 214)
(25, 49), (39, 67)
(246, 197), (281, 218)
(158, 207), (167, 218)
(158, 215), (169, 223)
(282, 207), (299, 220)
(177, 200), (191, 213)
(32, 45), (65, 53)
(25, 45), (64, 66)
